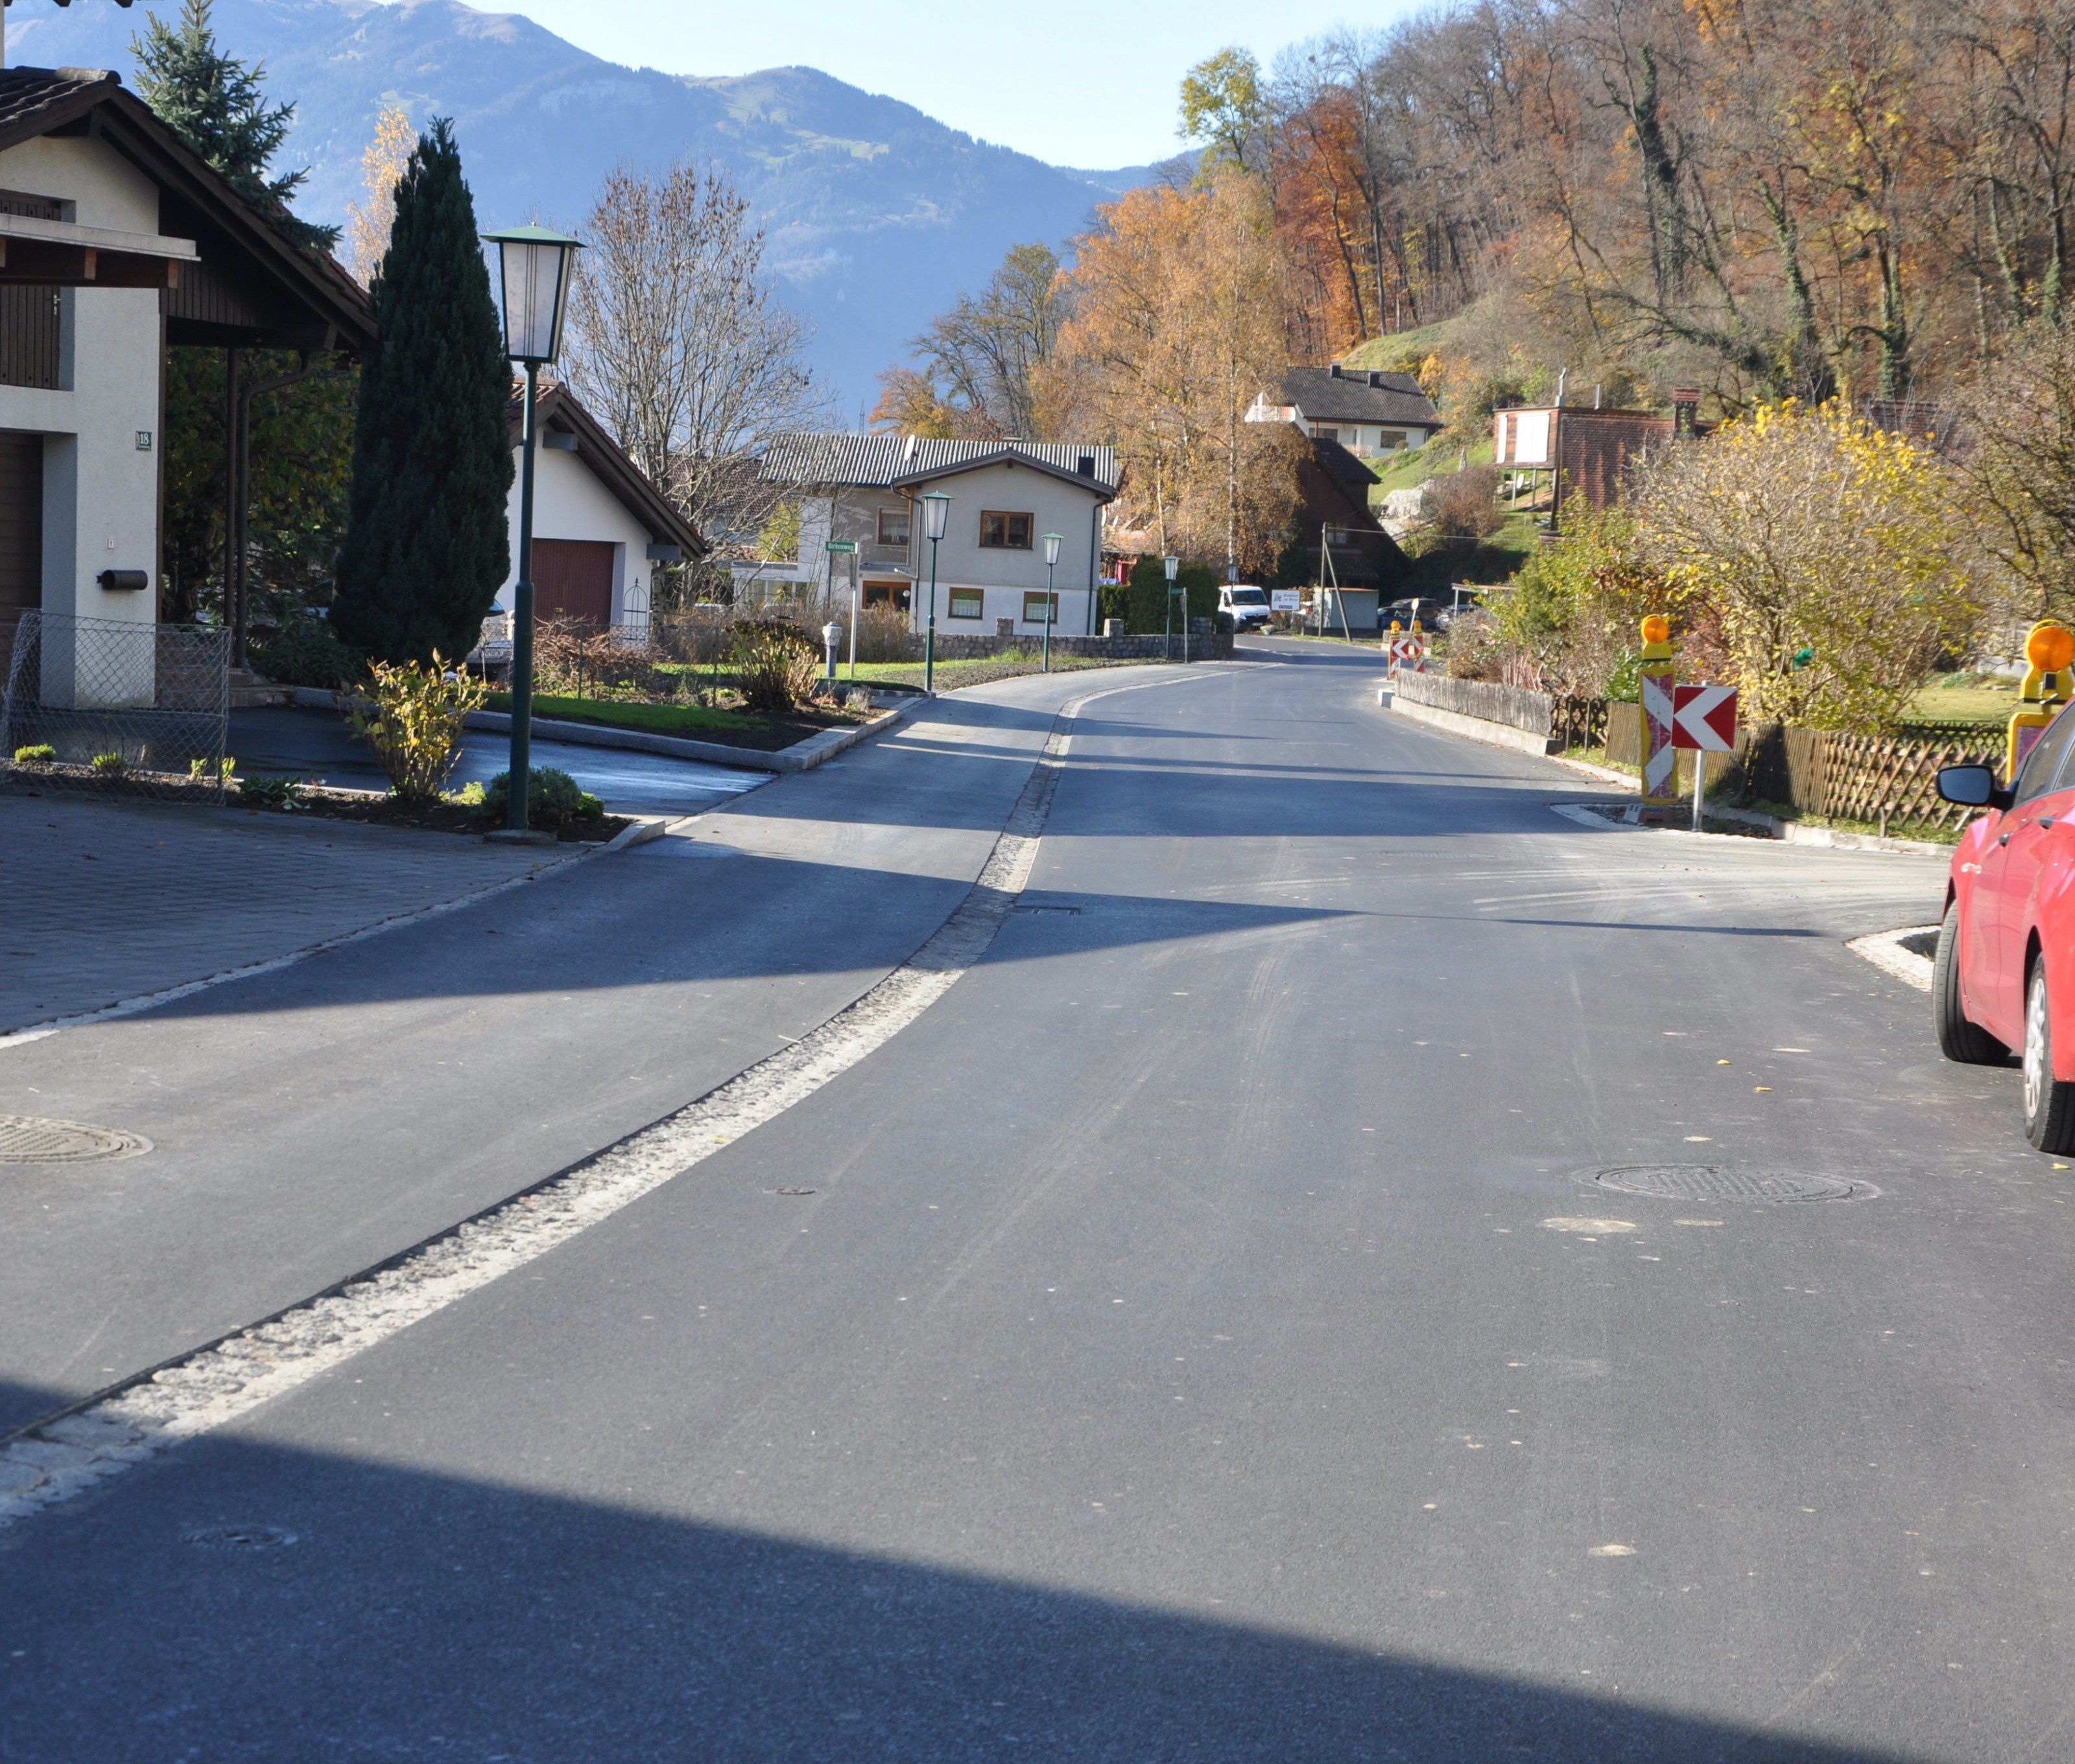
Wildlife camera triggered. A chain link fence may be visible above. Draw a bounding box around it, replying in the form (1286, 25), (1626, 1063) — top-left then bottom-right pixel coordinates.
(1, 610), (230, 800)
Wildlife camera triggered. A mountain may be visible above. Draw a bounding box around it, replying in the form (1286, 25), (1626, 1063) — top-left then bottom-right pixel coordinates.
(6, 0), (1146, 414)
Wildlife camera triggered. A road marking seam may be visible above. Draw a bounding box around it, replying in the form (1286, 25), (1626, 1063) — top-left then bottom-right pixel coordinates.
(0, 670), (1203, 1527)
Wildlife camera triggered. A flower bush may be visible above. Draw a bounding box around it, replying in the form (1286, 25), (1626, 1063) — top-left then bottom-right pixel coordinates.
(344, 653), (486, 802)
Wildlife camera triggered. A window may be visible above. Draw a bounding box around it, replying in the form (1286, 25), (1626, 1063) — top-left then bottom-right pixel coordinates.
(948, 587), (985, 619)
(1312, 426), (1340, 443)
(877, 506), (909, 546)
(2014, 707), (2075, 804)
(1379, 430), (1408, 451)
(979, 510), (1033, 549)
(1022, 591), (1060, 625)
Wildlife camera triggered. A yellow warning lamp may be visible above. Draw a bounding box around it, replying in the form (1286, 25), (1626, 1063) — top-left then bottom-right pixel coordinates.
(2006, 619), (2075, 780)
(1390, 620), (1403, 632)
(1640, 614), (1674, 661)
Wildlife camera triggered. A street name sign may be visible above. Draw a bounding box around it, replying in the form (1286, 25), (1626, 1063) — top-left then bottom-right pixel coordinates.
(1672, 684), (1737, 751)
(824, 540), (857, 554)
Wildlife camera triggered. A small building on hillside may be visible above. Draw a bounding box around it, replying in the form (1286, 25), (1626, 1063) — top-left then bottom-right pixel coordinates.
(493, 380), (702, 642)
(1247, 364), (1442, 458)
(1493, 403), (1681, 525)
(741, 435), (1119, 637)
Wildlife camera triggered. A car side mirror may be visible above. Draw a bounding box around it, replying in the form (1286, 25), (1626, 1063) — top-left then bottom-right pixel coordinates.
(1937, 764), (2008, 809)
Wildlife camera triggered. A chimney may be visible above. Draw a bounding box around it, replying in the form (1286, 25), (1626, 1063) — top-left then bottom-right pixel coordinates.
(1368, 371), (1384, 388)
(1329, 363), (1344, 379)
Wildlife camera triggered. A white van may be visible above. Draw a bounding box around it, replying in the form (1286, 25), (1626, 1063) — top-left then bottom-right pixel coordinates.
(1219, 584), (1272, 632)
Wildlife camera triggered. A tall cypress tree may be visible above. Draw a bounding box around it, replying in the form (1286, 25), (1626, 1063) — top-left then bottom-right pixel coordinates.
(331, 120), (513, 664)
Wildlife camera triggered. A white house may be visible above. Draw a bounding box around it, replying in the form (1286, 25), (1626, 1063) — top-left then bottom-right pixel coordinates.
(0, 64), (372, 707)
(1246, 364), (1442, 458)
(741, 435), (1119, 637)
(493, 380), (702, 641)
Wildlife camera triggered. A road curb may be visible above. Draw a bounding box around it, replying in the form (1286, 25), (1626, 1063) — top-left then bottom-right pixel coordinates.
(1849, 925), (1938, 992)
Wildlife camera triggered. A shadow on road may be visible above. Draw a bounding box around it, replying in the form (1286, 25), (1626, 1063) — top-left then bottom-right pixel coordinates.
(0, 1381), (1919, 1764)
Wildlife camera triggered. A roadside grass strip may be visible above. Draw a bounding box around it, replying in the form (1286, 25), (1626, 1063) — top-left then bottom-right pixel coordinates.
(0, 673), (1209, 1527)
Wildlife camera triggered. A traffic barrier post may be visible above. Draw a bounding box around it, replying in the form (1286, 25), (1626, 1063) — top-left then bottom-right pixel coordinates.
(1638, 615), (1678, 822)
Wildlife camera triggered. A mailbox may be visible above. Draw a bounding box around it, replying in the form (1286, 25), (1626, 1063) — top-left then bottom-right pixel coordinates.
(97, 569), (148, 592)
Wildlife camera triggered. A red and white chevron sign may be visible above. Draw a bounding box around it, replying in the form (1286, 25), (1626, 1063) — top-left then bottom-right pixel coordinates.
(1640, 670), (1678, 799)
(1672, 684), (1737, 752)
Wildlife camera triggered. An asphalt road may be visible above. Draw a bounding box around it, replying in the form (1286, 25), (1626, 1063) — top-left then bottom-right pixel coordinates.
(5, 640), (2069, 1763)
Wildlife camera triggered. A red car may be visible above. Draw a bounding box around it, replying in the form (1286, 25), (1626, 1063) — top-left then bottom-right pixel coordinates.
(1937, 722), (2075, 1151)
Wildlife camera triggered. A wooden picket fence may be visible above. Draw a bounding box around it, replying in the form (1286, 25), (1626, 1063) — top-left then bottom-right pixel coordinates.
(1600, 701), (2000, 836)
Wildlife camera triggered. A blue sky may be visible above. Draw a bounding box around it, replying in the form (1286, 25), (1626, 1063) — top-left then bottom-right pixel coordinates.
(482, 0), (1384, 170)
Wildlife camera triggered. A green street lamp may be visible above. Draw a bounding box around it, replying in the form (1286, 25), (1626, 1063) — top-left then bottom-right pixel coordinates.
(484, 223), (584, 836)
(1163, 552), (1180, 660)
(1041, 531), (1061, 673)
(921, 491), (950, 694)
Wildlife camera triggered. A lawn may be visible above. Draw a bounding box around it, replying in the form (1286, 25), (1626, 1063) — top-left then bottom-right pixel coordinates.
(1904, 676), (2017, 730)
(1364, 435), (1493, 502)
(484, 691), (763, 737)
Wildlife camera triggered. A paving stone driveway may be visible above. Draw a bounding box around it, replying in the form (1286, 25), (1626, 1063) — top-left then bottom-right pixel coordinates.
(0, 793), (583, 1036)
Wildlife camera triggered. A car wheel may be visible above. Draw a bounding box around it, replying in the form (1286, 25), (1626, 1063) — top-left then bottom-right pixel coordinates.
(2023, 960), (2075, 1153)
(1934, 901), (2006, 1064)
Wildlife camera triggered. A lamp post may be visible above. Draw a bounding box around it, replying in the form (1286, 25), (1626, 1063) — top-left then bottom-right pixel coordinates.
(921, 491), (950, 694)
(1041, 532), (1061, 673)
(1163, 553), (1180, 660)
(483, 224), (584, 835)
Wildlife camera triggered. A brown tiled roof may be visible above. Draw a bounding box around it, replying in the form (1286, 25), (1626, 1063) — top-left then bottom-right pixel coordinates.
(0, 64), (373, 353)
(508, 379), (706, 558)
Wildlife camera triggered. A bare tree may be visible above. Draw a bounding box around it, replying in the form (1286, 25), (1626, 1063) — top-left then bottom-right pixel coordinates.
(563, 161), (832, 580)
(907, 243), (1071, 439)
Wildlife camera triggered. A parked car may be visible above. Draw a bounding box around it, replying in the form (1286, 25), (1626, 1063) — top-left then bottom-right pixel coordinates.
(1219, 584), (1272, 632)
(1934, 719), (2075, 1150)
(1381, 597), (1451, 633)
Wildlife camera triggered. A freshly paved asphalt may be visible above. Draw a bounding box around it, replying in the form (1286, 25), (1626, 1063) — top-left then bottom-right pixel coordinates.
(5, 640), (2070, 1761)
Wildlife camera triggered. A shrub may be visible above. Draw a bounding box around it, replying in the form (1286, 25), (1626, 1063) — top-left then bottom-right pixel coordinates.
(731, 626), (818, 715)
(189, 756), (241, 785)
(344, 652), (486, 802)
(1633, 399), (1978, 730)
(479, 767), (602, 827)
(1426, 466), (1504, 538)
(12, 743), (54, 764)
(247, 614), (359, 689)
(237, 774), (305, 809)
(1124, 557), (1219, 634)
(89, 751), (128, 777)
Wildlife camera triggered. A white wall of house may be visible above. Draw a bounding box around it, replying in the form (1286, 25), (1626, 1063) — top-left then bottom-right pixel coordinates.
(493, 444), (659, 629)
(0, 136), (165, 704)
(1244, 394), (1434, 458)
(910, 459), (1106, 636)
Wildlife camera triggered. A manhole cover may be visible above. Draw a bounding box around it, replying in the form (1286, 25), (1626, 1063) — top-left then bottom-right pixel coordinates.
(1589, 1165), (1874, 1204)
(0, 1115), (150, 1165)
(182, 1523), (298, 1551)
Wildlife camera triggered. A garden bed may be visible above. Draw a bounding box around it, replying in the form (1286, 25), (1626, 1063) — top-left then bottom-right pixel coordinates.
(6, 763), (630, 844)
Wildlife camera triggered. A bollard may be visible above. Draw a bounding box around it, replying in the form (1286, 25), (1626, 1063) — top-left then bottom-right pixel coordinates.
(822, 621), (842, 687)
(1638, 614), (1678, 824)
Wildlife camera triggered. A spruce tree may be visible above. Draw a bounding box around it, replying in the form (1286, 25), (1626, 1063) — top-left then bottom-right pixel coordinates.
(331, 120), (514, 665)
(130, 0), (337, 252)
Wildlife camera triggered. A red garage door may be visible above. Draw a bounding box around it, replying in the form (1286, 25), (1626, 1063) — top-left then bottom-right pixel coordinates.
(533, 538), (615, 629)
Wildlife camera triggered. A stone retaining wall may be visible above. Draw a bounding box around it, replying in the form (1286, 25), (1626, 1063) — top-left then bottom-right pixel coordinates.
(923, 630), (1233, 663)
(1389, 671), (1554, 736)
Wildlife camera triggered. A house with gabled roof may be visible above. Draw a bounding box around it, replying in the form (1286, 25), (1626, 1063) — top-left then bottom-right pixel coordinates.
(1246, 364), (1442, 458)
(741, 434), (1120, 638)
(492, 378), (702, 643)
(0, 62), (374, 709)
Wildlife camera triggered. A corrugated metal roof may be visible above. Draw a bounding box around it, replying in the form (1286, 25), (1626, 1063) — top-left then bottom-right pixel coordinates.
(763, 433), (1119, 494)
(1283, 367), (1441, 428)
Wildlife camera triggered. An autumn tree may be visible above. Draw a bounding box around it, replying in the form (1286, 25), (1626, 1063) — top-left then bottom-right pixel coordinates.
(903, 243), (1071, 439)
(344, 104), (414, 287)
(563, 161), (829, 581)
(1059, 169), (1300, 578)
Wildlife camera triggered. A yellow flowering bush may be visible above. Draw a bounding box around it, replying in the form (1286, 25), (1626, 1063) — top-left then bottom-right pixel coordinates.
(345, 653), (486, 802)
(1632, 400), (1978, 730)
